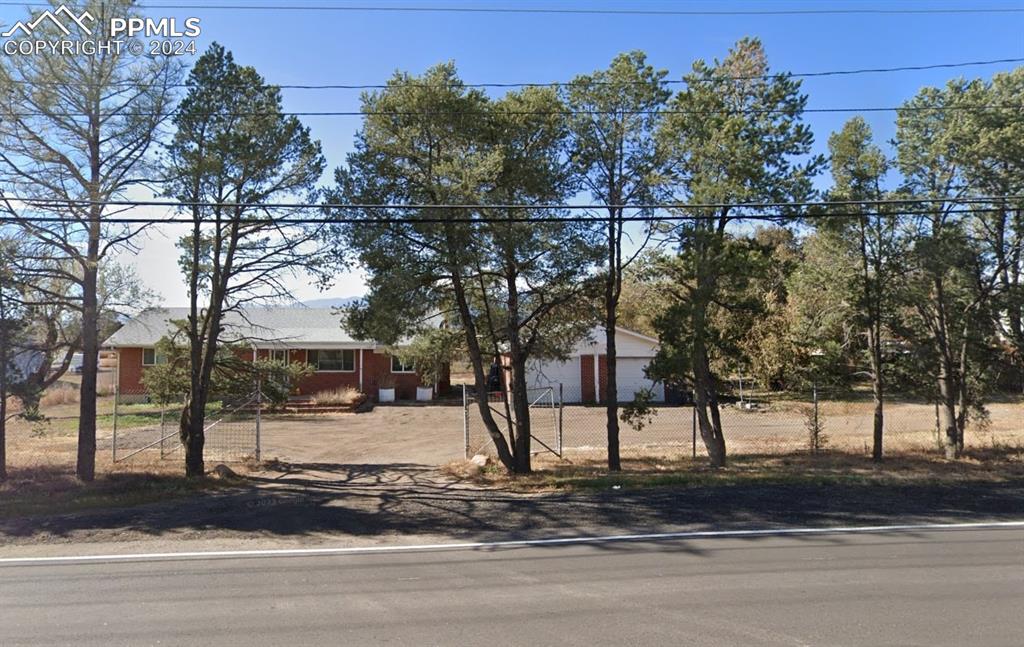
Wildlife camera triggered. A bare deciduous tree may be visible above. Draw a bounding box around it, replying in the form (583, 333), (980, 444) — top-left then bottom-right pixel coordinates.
(0, 0), (180, 480)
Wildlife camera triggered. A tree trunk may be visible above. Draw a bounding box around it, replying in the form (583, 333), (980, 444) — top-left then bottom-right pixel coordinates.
(450, 271), (516, 471)
(937, 354), (959, 460)
(509, 353), (532, 474)
(181, 395), (206, 478)
(505, 268), (532, 474)
(932, 278), (960, 460)
(692, 303), (726, 468)
(0, 294), (7, 482)
(181, 288), (227, 478)
(860, 216), (885, 462)
(76, 260), (99, 482)
(868, 325), (884, 462)
(605, 318), (620, 471)
(0, 391), (6, 483)
(604, 201), (622, 472)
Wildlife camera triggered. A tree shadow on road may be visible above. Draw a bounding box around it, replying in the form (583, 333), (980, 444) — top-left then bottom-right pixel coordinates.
(2, 459), (1023, 551)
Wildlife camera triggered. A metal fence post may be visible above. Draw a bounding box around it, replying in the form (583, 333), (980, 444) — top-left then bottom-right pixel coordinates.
(813, 382), (819, 435)
(159, 407), (166, 459)
(558, 383), (564, 457)
(255, 381), (262, 462)
(112, 385), (118, 463)
(691, 404), (697, 459)
(462, 384), (469, 459)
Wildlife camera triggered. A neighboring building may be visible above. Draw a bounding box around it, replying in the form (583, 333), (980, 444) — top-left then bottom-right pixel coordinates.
(8, 348), (45, 383)
(523, 326), (666, 404)
(103, 307), (448, 401)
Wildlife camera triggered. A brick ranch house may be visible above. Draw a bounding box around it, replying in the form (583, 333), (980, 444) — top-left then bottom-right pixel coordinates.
(103, 307), (449, 401)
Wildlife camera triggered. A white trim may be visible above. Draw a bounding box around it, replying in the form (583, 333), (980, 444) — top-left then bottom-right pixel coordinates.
(141, 348), (165, 367)
(1, 521), (1021, 566)
(308, 348), (357, 373)
(358, 349), (364, 391)
(390, 355), (416, 374)
(593, 348), (600, 403)
(269, 349), (289, 364)
(613, 326), (660, 345)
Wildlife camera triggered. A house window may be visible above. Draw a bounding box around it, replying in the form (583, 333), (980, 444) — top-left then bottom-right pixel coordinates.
(308, 349), (355, 372)
(391, 355), (415, 373)
(142, 348), (167, 366)
(271, 349), (289, 364)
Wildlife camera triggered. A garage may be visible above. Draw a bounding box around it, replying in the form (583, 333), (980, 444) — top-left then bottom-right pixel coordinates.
(524, 327), (664, 404)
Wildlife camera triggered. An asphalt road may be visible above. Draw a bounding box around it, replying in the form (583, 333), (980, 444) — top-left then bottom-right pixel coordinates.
(2, 526), (1022, 646)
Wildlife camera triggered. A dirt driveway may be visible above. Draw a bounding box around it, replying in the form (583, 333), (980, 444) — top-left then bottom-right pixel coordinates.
(259, 405), (465, 465)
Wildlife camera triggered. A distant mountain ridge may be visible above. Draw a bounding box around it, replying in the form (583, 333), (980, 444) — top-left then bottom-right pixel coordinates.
(302, 296), (361, 309)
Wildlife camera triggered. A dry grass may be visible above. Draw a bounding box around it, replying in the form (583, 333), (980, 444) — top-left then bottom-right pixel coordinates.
(310, 387), (364, 407)
(39, 387), (79, 408)
(2, 413), (255, 520)
(0, 464), (245, 519)
(447, 448), (1024, 493)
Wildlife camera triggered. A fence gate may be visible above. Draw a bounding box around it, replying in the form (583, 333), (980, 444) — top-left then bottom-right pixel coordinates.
(112, 389), (262, 464)
(463, 384), (562, 459)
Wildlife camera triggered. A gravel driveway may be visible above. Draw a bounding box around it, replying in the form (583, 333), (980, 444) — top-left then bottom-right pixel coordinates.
(259, 405), (465, 465)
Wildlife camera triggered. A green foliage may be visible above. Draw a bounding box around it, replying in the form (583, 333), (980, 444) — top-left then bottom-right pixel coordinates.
(166, 42), (327, 475)
(616, 252), (673, 338)
(142, 330), (311, 408)
(620, 388), (659, 432)
(565, 50), (672, 211)
(394, 327), (462, 387)
(565, 52), (672, 467)
(331, 61), (600, 472)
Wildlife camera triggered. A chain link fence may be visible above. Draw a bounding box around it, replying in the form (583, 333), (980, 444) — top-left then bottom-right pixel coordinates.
(3, 385), (260, 473)
(463, 385), (562, 458)
(464, 382), (1024, 460)
(109, 388), (261, 464)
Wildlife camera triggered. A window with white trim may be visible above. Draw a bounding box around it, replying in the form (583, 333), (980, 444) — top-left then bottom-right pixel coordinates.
(308, 349), (355, 372)
(391, 355), (415, 373)
(271, 349), (289, 364)
(142, 348), (167, 366)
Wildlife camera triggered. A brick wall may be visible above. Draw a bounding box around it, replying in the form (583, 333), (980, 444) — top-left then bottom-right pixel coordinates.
(116, 346), (451, 402)
(581, 354), (595, 403)
(598, 354), (609, 404)
(117, 347), (145, 392)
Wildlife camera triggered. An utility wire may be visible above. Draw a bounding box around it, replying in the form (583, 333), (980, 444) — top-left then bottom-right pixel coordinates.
(2, 195), (1021, 211)
(6, 57), (1021, 90)
(0, 206), (1001, 226)
(0, 104), (1020, 119)
(0, 2), (1018, 16)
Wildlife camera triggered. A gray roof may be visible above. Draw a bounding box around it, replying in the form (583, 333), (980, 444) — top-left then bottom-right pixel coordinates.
(104, 307), (370, 349)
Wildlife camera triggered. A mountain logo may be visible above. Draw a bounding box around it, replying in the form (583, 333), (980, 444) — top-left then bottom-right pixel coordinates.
(2, 5), (95, 38)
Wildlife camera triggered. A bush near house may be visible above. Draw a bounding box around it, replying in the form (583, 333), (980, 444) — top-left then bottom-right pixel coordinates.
(311, 387), (365, 407)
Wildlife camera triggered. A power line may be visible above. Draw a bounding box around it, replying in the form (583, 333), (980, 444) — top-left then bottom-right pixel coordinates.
(0, 2), (1017, 16)
(0, 103), (1020, 120)
(7, 57), (1021, 91)
(0, 206), (999, 227)
(4, 195), (1021, 211)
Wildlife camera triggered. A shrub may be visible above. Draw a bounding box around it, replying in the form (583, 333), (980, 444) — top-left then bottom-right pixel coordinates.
(311, 387), (363, 407)
(39, 387), (78, 408)
(801, 404), (827, 453)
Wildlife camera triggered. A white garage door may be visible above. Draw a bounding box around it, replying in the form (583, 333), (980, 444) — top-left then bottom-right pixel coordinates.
(616, 358), (665, 403)
(525, 357), (582, 402)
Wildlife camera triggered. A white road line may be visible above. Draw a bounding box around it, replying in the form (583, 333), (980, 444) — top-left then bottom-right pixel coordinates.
(2, 520), (1023, 566)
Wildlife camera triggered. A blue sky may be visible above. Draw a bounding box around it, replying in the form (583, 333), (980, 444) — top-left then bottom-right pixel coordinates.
(4, 0), (1024, 305)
